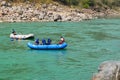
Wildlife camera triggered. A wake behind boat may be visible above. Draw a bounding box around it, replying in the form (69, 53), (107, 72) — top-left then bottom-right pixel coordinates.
(27, 42), (67, 50)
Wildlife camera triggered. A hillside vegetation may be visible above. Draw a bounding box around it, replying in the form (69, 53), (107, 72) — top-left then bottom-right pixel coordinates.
(5, 0), (120, 9)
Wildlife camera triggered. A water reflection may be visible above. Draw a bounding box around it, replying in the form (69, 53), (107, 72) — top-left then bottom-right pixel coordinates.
(28, 49), (67, 55)
(27, 49), (67, 64)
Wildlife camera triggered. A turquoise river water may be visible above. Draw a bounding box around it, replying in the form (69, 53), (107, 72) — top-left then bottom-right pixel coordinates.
(0, 19), (120, 80)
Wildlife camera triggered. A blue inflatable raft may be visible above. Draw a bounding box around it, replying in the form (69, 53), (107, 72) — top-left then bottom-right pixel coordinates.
(27, 42), (67, 50)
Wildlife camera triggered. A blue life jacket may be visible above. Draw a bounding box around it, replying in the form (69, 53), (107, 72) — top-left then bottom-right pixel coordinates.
(47, 38), (51, 45)
(42, 39), (46, 45)
(35, 39), (39, 45)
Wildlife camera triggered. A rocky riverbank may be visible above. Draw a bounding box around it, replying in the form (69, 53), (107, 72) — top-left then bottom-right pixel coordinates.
(0, 1), (120, 22)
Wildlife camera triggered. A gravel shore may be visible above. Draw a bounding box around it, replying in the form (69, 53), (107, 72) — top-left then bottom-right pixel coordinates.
(0, 1), (120, 22)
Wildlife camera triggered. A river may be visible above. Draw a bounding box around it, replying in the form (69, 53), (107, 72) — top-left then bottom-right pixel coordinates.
(0, 18), (120, 80)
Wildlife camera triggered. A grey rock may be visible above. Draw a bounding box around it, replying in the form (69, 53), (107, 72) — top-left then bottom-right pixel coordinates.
(7, 3), (12, 7)
(42, 4), (48, 9)
(1, 1), (7, 6)
(18, 11), (23, 15)
(1, 1), (12, 7)
(38, 11), (47, 20)
(92, 61), (120, 80)
(54, 14), (62, 22)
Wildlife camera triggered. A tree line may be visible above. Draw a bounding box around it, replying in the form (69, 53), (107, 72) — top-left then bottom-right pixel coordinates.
(4, 0), (120, 8)
(55, 0), (120, 8)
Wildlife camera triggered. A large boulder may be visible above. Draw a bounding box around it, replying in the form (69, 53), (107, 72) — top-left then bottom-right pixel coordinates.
(92, 61), (120, 80)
